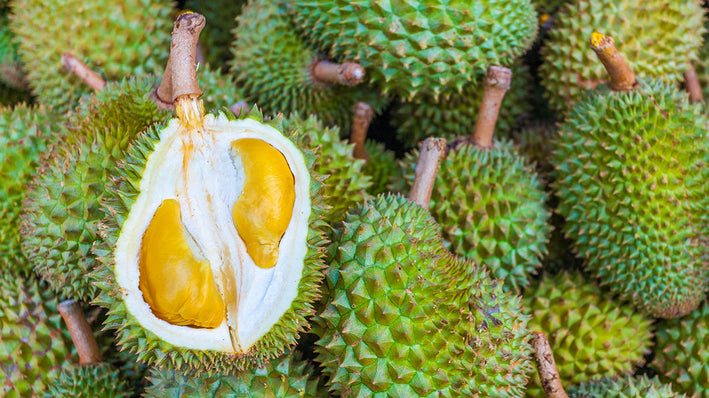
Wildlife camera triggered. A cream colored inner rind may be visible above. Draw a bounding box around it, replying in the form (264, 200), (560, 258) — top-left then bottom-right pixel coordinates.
(114, 114), (311, 352)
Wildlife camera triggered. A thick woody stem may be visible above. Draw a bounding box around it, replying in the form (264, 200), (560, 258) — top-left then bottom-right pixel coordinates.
(311, 59), (365, 87)
(408, 137), (446, 208)
(471, 66), (512, 148)
(57, 300), (102, 365)
(154, 12), (206, 108)
(684, 63), (703, 103)
(590, 32), (636, 92)
(62, 53), (105, 92)
(531, 331), (568, 398)
(229, 101), (250, 117)
(351, 102), (373, 160)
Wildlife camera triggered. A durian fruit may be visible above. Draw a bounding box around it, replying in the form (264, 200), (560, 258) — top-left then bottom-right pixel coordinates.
(94, 13), (327, 374)
(514, 122), (557, 184)
(0, 104), (58, 274)
(523, 271), (653, 397)
(391, 60), (534, 148)
(44, 364), (130, 398)
(552, 33), (709, 318)
(531, 0), (570, 16)
(540, 0), (705, 112)
(184, 0), (247, 65)
(0, 273), (76, 397)
(0, 14), (27, 91)
(653, 299), (709, 398)
(290, 0), (538, 99)
(230, 0), (387, 132)
(567, 375), (687, 398)
(10, 0), (174, 113)
(144, 351), (327, 397)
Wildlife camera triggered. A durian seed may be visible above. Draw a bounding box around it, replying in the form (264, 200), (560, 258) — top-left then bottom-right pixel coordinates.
(139, 199), (225, 328)
(231, 138), (295, 269)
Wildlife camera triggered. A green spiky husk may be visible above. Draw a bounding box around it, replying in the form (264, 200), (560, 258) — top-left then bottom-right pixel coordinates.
(540, 0), (705, 112)
(93, 108), (328, 375)
(0, 14), (27, 90)
(290, 0), (538, 100)
(230, 1), (387, 132)
(21, 76), (170, 300)
(654, 299), (709, 398)
(568, 375), (687, 398)
(694, 21), (709, 100)
(398, 139), (550, 291)
(44, 364), (130, 398)
(316, 194), (533, 397)
(10, 0), (173, 114)
(0, 104), (58, 274)
(197, 64), (244, 111)
(144, 351), (327, 397)
(523, 271), (653, 396)
(184, 0), (247, 66)
(362, 140), (398, 196)
(392, 61), (533, 148)
(0, 273), (76, 397)
(552, 80), (709, 318)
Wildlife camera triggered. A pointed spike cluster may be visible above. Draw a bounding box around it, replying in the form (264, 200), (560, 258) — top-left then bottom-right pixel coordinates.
(472, 66), (512, 148)
(589, 32), (636, 92)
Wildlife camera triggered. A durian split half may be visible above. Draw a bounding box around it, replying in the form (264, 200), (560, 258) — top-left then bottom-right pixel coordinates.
(114, 96), (311, 353)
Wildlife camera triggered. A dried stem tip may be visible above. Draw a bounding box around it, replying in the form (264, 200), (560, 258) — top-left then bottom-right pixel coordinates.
(590, 32), (636, 92)
(683, 63), (703, 103)
(154, 12), (206, 107)
(351, 102), (374, 160)
(409, 137), (446, 208)
(471, 66), (512, 148)
(57, 299), (103, 365)
(311, 60), (365, 86)
(62, 53), (105, 92)
(530, 331), (568, 398)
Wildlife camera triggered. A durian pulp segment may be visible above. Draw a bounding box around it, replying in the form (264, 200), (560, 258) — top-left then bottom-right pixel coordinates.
(114, 113), (310, 353)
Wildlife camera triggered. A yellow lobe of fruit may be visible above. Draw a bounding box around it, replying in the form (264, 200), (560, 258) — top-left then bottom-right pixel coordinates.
(139, 199), (225, 328)
(231, 138), (295, 269)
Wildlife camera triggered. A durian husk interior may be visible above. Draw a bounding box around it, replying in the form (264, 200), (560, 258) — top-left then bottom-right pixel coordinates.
(115, 97), (310, 354)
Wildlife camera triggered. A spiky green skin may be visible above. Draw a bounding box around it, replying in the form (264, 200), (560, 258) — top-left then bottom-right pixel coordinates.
(362, 140), (397, 196)
(695, 24), (709, 100)
(392, 61), (533, 148)
(568, 376), (686, 398)
(10, 0), (172, 114)
(523, 272), (653, 397)
(184, 0), (247, 66)
(0, 273), (75, 397)
(399, 139), (550, 291)
(540, 0), (705, 112)
(514, 123), (556, 184)
(21, 76), (170, 300)
(316, 194), (533, 397)
(198, 64), (243, 111)
(93, 108), (328, 375)
(144, 351), (327, 397)
(0, 104), (58, 274)
(290, 0), (538, 100)
(230, 1), (387, 132)
(654, 299), (709, 398)
(44, 364), (130, 398)
(552, 80), (709, 318)
(0, 15), (27, 90)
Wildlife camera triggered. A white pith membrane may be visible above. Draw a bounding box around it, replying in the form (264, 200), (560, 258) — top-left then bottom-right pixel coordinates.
(114, 109), (311, 353)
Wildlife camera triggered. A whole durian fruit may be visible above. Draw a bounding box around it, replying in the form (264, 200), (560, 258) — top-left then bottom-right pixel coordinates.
(552, 33), (709, 318)
(290, 0), (538, 99)
(567, 375), (687, 398)
(523, 271), (653, 397)
(144, 351), (326, 397)
(44, 364), (130, 398)
(94, 13), (327, 375)
(540, 0), (705, 112)
(653, 299), (709, 398)
(0, 273), (76, 397)
(231, 0), (387, 132)
(10, 0), (174, 113)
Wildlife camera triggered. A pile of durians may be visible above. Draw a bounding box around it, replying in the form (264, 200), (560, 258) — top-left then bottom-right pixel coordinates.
(1, 0), (709, 397)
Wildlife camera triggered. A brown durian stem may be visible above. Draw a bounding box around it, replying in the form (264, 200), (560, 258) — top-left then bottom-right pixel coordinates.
(409, 137), (446, 208)
(684, 63), (703, 103)
(531, 331), (568, 398)
(471, 66), (512, 148)
(311, 59), (365, 87)
(229, 101), (250, 117)
(57, 300), (102, 365)
(61, 53), (105, 92)
(351, 102), (373, 160)
(590, 32), (636, 92)
(154, 12), (206, 108)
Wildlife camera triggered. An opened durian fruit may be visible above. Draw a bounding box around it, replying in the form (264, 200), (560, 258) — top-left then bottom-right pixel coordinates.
(94, 12), (326, 374)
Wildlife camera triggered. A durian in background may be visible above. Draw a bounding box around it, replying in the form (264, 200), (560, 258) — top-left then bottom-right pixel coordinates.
(552, 32), (709, 318)
(44, 364), (130, 398)
(183, 0), (247, 65)
(567, 375), (688, 398)
(0, 12), (30, 100)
